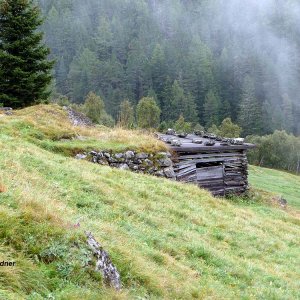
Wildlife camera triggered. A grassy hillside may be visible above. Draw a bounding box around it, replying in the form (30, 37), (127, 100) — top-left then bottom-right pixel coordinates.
(249, 166), (300, 209)
(0, 105), (299, 299)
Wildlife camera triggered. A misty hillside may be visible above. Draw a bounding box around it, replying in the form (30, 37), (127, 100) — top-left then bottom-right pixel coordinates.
(0, 106), (299, 299)
(1, 1), (300, 299)
(40, 0), (300, 136)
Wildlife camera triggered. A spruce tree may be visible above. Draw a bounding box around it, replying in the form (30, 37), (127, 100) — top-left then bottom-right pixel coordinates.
(203, 90), (221, 128)
(238, 76), (263, 136)
(0, 0), (54, 108)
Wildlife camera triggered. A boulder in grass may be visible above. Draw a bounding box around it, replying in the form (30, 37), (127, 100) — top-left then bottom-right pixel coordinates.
(75, 153), (87, 160)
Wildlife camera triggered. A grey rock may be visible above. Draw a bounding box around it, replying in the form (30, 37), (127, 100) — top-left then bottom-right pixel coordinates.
(0, 107), (12, 111)
(66, 107), (93, 127)
(158, 157), (173, 167)
(124, 151), (135, 159)
(75, 154), (87, 160)
(163, 167), (176, 178)
(114, 153), (124, 159)
(166, 128), (176, 135)
(230, 138), (245, 145)
(133, 159), (143, 164)
(155, 170), (165, 177)
(148, 168), (155, 174)
(90, 151), (98, 156)
(98, 160), (109, 166)
(86, 232), (121, 291)
(97, 153), (104, 159)
(144, 159), (154, 167)
(204, 140), (216, 146)
(119, 164), (129, 170)
(108, 157), (117, 163)
(104, 152), (111, 158)
(136, 152), (148, 159)
(177, 132), (188, 138)
(171, 139), (182, 147)
(192, 138), (203, 144)
(194, 130), (204, 136)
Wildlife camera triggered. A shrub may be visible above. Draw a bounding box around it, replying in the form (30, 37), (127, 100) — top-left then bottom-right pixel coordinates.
(207, 124), (220, 136)
(247, 130), (300, 173)
(174, 115), (192, 133)
(118, 100), (135, 128)
(136, 97), (161, 129)
(83, 92), (114, 127)
(194, 123), (204, 133)
(218, 118), (242, 138)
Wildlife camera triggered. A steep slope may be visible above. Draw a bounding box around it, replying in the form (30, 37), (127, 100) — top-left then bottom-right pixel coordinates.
(0, 106), (299, 299)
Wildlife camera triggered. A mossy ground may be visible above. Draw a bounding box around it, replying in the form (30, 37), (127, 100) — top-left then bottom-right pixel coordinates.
(0, 105), (299, 299)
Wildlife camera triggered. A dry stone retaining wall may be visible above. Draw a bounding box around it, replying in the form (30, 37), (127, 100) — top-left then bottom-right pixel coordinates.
(76, 150), (176, 179)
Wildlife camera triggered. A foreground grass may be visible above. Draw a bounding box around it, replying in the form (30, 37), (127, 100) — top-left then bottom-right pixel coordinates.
(0, 105), (299, 299)
(249, 165), (300, 209)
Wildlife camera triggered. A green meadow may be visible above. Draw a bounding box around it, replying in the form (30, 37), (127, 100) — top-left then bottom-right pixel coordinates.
(0, 106), (299, 299)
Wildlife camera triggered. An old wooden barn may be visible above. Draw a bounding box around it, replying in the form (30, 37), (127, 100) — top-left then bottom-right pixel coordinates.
(158, 132), (256, 196)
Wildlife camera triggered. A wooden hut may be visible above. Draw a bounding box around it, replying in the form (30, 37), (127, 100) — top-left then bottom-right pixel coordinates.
(158, 132), (255, 196)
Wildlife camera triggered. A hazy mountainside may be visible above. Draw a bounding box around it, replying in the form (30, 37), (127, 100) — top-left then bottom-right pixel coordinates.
(38, 0), (300, 136)
(0, 106), (299, 299)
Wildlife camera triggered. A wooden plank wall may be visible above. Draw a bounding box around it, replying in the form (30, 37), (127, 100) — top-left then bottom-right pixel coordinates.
(173, 150), (249, 196)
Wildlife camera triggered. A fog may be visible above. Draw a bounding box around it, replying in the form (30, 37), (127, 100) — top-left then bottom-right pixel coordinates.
(39, 0), (300, 134)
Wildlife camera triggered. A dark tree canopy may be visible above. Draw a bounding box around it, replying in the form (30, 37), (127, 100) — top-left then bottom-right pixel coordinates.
(33, 0), (300, 136)
(0, 0), (54, 108)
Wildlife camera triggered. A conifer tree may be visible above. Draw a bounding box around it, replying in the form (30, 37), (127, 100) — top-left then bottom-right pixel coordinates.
(0, 0), (54, 108)
(151, 44), (167, 103)
(203, 90), (221, 128)
(238, 76), (263, 136)
(282, 93), (294, 133)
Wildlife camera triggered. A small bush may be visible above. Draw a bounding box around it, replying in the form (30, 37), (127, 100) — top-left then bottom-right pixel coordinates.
(174, 115), (192, 133)
(136, 97), (161, 129)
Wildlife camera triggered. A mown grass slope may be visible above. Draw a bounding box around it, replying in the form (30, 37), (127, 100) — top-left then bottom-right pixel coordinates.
(0, 105), (299, 299)
(249, 165), (300, 209)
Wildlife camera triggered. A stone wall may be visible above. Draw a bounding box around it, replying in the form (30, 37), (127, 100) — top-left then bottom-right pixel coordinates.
(76, 150), (176, 179)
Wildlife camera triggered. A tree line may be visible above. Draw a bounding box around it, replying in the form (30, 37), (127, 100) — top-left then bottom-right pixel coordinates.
(1, 0), (300, 141)
(38, 0), (300, 137)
